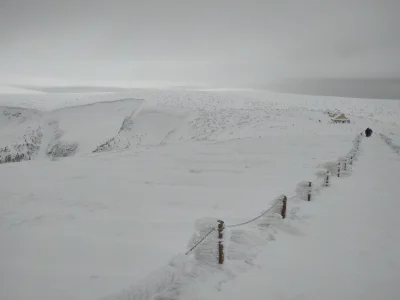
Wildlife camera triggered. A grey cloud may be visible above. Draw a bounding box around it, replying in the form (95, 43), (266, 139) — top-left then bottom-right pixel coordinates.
(1, 0), (399, 86)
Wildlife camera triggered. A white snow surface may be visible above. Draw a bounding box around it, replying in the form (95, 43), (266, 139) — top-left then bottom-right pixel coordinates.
(209, 136), (400, 300)
(1, 88), (399, 124)
(42, 99), (145, 155)
(1, 89), (400, 300)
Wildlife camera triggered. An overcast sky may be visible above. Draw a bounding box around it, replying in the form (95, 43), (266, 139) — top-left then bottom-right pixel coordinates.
(0, 0), (399, 87)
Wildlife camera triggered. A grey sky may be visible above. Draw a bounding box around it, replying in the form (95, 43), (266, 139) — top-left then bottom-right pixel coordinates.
(0, 0), (399, 87)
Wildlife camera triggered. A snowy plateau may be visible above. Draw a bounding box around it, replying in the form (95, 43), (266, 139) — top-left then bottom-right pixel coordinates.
(1, 89), (400, 300)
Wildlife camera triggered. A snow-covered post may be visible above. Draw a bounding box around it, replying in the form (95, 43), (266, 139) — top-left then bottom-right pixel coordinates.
(296, 181), (312, 201)
(337, 161), (341, 177)
(217, 220), (224, 265)
(265, 195), (287, 221)
(353, 134), (361, 152)
(316, 170), (329, 187)
(348, 153), (354, 170)
(323, 162), (337, 178)
(281, 196), (287, 219)
(187, 218), (227, 265)
(339, 156), (349, 175)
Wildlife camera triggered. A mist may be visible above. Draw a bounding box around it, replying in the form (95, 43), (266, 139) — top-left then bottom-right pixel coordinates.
(1, 0), (399, 94)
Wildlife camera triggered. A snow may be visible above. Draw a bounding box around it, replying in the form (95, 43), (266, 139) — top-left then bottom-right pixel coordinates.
(1, 88), (399, 125)
(0, 107), (42, 148)
(0, 89), (400, 300)
(209, 135), (400, 300)
(42, 99), (145, 155)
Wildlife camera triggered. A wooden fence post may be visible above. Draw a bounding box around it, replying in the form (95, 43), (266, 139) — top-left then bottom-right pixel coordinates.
(325, 171), (330, 187)
(217, 220), (224, 265)
(337, 161), (341, 177)
(281, 196), (287, 219)
(308, 182), (312, 201)
(344, 160), (347, 171)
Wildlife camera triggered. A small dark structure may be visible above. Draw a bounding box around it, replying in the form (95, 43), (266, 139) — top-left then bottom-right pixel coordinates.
(365, 128), (373, 137)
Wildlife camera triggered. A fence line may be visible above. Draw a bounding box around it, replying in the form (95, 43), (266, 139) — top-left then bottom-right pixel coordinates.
(185, 195), (289, 256)
(225, 196), (286, 228)
(185, 132), (364, 264)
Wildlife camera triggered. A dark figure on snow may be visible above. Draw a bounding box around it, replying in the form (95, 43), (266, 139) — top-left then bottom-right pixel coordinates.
(365, 128), (373, 137)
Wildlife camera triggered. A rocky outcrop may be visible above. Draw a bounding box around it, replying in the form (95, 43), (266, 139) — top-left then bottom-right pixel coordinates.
(0, 127), (43, 164)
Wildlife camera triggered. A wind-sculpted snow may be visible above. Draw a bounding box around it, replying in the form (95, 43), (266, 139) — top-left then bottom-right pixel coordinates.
(100, 216), (283, 300)
(2, 93), (399, 165)
(46, 98), (145, 154)
(0, 126), (42, 164)
(44, 120), (78, 159)
(1, 89), (400, 300)
(1, 88), (399, 124)
(93, 107), (189, 152)
(1, 89), (399, 162)
(0, 99), (144, 162)
(0, 107), (43, 164)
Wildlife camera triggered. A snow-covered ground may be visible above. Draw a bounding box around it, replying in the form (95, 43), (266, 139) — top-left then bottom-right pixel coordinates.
(1, 89), (400, 300)
(208, 135), (400, 300)
(1, 88), (399, 124)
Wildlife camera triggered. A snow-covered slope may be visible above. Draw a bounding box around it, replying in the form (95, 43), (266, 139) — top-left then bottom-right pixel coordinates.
(93, 106), (189, 152)
(208, 135), (400, 300)
(1, 88), (399, 123)
(271, 92), (400, 124)
(41, 99), (145, 157)
(0, 99), (145, 163)
(1, 89), (400, 300)
(0, 107), (43, 163)
(2, 89), (399, 160)
(0, 107), (42, 148)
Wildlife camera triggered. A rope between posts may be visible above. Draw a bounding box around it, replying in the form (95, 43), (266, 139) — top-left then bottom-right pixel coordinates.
(225, 197), (283, 228)
(185, 227), (215, 255)
(185, 195), (297, 255)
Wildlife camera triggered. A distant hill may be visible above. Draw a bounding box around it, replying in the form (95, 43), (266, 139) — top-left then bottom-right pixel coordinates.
(0, 88), (399, 165)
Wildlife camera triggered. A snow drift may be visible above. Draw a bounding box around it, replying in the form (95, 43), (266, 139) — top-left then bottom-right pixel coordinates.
(1, 88), (400, 300)
(0, 99), (144, 163)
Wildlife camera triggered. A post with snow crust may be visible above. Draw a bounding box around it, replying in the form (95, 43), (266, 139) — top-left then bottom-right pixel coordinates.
(325, 171), (330, 187)
(337, 161), (341, 177)
(281, 196), (287, 219)
(217, 220), (224, 265)
(308, 182), (312, 201)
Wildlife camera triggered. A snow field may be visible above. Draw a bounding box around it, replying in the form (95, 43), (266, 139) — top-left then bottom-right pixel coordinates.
(1, 88), (399, 124)
(210, 134), (400, 300)
(1, 90), (400, 300)
(0, 107), (42, 148)
(1, 127), (367, 300)
(2, 91), (383, 162)
(99, 132), (364, 300)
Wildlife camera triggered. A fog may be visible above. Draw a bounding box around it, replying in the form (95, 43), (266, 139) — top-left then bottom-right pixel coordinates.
(1, 0), (399, 92)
